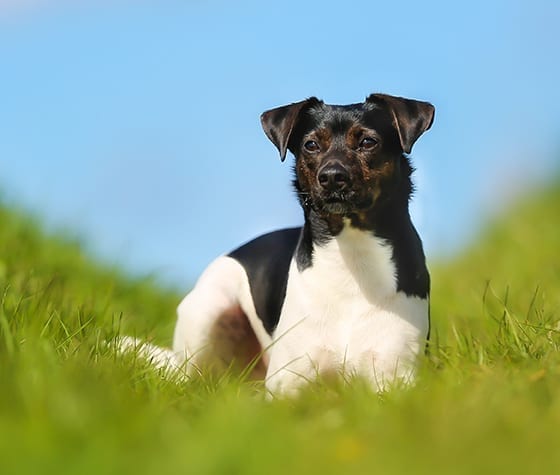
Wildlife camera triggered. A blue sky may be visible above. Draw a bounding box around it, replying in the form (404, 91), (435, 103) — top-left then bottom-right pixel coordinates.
(1, 0), (559, 290)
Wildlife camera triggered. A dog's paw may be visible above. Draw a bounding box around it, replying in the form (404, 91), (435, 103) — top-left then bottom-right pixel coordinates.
(115, 336), (184, 376)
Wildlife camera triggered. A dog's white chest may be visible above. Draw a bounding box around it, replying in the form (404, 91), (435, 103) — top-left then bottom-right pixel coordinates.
(266, 226), (429, 395)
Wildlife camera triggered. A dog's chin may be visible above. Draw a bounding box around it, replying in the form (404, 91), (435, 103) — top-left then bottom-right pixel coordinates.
(321, 201), (351, 215)
(316, 191), (369, 216)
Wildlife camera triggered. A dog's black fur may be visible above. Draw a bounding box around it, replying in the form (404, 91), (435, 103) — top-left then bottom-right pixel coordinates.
(229, 94), (434, 337)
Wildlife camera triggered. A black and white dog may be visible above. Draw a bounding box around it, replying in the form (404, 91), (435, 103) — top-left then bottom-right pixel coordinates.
(128, 93), (435, 397)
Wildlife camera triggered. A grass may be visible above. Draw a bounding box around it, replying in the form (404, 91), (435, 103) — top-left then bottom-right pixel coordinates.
(1, 182), (559, 474)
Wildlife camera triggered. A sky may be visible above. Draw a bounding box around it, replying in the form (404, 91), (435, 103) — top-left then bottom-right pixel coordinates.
(1, 0), (559, 291)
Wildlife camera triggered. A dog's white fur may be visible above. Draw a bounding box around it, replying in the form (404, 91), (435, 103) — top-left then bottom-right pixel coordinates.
(264, 223), (428, 395)
(122, 220), (428, 397)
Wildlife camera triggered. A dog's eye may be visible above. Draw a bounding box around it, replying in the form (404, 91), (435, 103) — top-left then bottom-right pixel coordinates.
(359, 137), (379, 150)
(304, 140), (320, 152)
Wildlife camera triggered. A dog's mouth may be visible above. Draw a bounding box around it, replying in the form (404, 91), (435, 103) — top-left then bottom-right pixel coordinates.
(316, 189), (370, 215)
(321, 199), (350, 215)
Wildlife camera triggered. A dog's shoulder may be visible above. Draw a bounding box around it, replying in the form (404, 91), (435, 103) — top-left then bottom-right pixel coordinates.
(228, 227), (301, 334)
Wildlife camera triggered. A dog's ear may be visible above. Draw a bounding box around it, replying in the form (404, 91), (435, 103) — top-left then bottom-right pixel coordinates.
(367, 94), (435, 154)
(260, 98), (320, 161)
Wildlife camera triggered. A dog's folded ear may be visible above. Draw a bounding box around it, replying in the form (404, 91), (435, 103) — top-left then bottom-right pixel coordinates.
(367, 94), (435, 154)
(260, 98), (320, 161)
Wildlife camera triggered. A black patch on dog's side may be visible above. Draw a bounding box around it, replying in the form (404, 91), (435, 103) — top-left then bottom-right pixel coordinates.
(229, 228), (301, 334)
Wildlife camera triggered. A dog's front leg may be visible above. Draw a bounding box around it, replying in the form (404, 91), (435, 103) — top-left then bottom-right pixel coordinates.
(265, 348), (316, 398)
(265, 334), (337, 397)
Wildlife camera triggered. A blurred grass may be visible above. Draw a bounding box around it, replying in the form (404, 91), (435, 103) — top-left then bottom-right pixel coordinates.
(0, 182), (559, 474)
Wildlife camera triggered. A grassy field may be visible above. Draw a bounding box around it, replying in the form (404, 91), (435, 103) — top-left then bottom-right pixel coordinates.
(1, 182), (559, 475)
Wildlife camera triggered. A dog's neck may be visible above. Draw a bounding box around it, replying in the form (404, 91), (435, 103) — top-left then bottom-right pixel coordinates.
(296, 196), (410, 267)
(295, 194), (428, 299)
(298, 219), (401, 303)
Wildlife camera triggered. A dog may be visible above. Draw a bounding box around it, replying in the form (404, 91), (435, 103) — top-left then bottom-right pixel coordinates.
(126, 93), (435, 397)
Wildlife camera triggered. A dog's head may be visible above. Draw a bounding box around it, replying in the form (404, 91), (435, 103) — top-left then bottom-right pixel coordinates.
(261, 94), (434, 219)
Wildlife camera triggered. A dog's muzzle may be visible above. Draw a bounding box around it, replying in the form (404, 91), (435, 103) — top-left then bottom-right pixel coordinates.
(315, 160), (359, 214)
(317, 160), (351, 193)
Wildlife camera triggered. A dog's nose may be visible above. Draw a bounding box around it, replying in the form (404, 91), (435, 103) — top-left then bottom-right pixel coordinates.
(317, 161), (351, 191)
